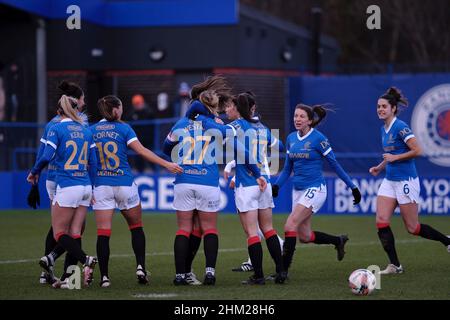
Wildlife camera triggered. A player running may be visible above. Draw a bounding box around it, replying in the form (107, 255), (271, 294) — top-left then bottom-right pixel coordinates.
(272, 103), (361, 277)
(27, 95), (98, 288)
(369, 87), (450, 275)
(91, 95), (182, 287)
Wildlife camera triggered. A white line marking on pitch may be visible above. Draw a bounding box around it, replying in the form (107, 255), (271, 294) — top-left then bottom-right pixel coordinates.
(0, 239), (427, 265)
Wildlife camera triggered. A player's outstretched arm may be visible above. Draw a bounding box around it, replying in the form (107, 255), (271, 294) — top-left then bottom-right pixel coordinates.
(128, 140), (183, 174)
(273, 153), (293, 190)
(324, 150), (361, 205)
(185, 100), (214, 120)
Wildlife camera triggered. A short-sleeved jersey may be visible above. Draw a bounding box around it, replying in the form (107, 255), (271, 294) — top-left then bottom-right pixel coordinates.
(228, 118), (270, 187)
(41, 113), (88, 181)
(285, 128), (332, 190)
(167, 117), (219, 187)
(46, 119), (94, 188)
(381, 117), (417, 181)
(90, 119), (138, 187)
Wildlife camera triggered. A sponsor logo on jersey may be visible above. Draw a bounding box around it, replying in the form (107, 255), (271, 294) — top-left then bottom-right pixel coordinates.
(96, 124), (115, 131)
(67, 125), (82, 131)
(411, 84), (450, 167)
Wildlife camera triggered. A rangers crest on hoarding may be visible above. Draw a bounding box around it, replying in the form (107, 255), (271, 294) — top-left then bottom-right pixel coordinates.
(411, 84), (450, 167)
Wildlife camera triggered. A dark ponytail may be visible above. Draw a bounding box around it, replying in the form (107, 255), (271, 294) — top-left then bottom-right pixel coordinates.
(295, 104), (327, 127)
(236, 93), (258, 123)
(380, 87), (408, 115)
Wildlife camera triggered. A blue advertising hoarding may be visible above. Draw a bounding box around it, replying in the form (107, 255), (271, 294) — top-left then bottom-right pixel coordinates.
(1, 171), (448, 215)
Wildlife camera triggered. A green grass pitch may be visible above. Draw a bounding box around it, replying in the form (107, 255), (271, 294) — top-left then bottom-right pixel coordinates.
(0, 210), (449, 300)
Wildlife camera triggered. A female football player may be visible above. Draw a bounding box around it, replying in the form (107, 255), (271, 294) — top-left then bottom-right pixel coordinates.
(27, 95), (97, 288)
(164, 84), (266, 286)
(272, 104), (362, 277)
(92, 95), (182, 287)
(34, 81), (88, 285)
(192, 92), (284, 284)
(369, 87), (450, 274)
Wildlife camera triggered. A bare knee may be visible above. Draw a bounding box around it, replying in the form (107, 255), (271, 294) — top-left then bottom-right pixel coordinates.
(406, 223), (420, 235)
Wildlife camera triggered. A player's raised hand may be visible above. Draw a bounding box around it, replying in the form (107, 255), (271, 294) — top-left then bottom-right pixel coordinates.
(256, 176), (267, 192)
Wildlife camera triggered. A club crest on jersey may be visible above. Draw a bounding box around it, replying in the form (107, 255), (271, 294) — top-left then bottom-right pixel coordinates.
(411, 84), (450, 167)
(303, 141), (312, 150)
(386, 133), (395, 144)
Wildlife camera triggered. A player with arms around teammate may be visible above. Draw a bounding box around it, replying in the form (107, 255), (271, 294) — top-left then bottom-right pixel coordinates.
(92, 95), (182, 287)
(164, 89), (266, 286)
(272, 104), (361, 277)
(224, 93), (286, 285)
(370, 87), (450, 274)
(27, 95), (98, 287)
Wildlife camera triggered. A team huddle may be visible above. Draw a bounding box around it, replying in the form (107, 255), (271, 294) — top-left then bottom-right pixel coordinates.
(28, 77), (450, 289)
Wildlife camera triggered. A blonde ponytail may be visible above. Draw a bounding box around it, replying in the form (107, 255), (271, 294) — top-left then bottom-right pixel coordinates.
(199, 90), (219, 116)
(58, 95), (82, 124)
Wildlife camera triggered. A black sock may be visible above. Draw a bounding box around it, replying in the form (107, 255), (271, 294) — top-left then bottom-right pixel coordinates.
(45, 226), (57, 255)
(97, 235), (110, 278)
(313, 231), (341, 246)
(63, 238), (82, 277)
(186, 233), (202, 272)
(282, 236), (296, 271)
(265, 235), (284, 273)
(49, 245), (66, 263)
(174, 234), (190, 275)
(58, 235), (86, 265)
(203, 233), (218, 269)
(248, 241), (263, 278)
(418, 224), (450, 246)
(131, 227), (146, 269)
(377, 226), (401, 267)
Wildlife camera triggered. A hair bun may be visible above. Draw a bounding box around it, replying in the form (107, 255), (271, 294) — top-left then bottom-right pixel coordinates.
(387, 87), (402, 101)
(58, 80), (70, 91)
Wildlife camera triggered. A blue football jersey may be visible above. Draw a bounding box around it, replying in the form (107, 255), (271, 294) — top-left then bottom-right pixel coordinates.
(381, 117), (418, 181)
(284, 128), (332, 190)
(40, 113), (88, 181)
(46, 119), (94, 188)
(90, 119), (138, 187)
(229, 118), (270, 187)
(167, 117), (219, 187)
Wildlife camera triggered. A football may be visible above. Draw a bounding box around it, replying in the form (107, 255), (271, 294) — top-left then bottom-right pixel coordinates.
(348, 269), (377, 296)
